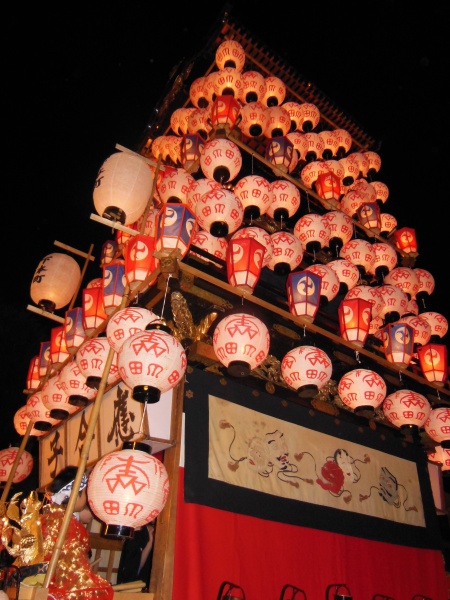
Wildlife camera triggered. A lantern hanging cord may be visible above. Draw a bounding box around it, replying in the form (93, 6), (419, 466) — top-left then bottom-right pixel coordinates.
(159, 274), (172, 320)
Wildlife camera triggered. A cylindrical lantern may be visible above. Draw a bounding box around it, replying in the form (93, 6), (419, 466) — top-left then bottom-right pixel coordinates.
(226, 238), (265, 294)
(381, 322), (415, 367)
(106, 306), (160, 353)
(315, 170), (341, 209)
(393, 227), (418, 254)
(102, 259), (126, 315)
(41, 374), (78, 420)
(195, 187), (244, 238)
(383, 389), (431, 434)
(286, 270), (321, 322)
(124, 233), (158, 292)
(26, 355), (41, 391)
(64, 306), (87, 352)
(425, 408), (450, 448)
(338, 298), (372, 347)
(118, 326), (187, 404)
(212, 313), (270, 377)
(267, 179), (301, 223)
(76, 337), (120, 390)
(344, 285), (383, 320)
(417, 343), (448, 386)
(281, 345), (332, 398)
(265, 136), (297, 174)
(93, 152), (154, 225)
(180, 133), (205, 173)
(200, 138), (242, 184)
(338, 369), (387, 412)
(155, 204), (197, 259)
(88, 442), (169, 538)
(0, 447), (33, 483)
(82, 286), (108, 336)
(231, 226), (273, 268)
(58, 360), (98, 407)
(267, 231), (304, 276)
(26, 391), (60, 432)
(38, 340), (51, 378)
(30, 253), (81, 313)
(294, 213), (331, 254)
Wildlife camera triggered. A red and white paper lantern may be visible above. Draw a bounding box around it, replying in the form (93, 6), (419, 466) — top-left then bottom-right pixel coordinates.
(281, 345), (332, 397)
(338, 368), (387, 412)
(106, 307), (160, 353)
(76, 337), (120, 390)
(383, 389), (431, 432)
(0, 447), (33, 483)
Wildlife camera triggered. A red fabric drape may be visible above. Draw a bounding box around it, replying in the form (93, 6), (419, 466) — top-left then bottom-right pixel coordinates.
(173, 468), (448, 600)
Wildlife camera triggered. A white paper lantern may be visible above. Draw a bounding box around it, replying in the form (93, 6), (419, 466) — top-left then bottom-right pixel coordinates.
(76, 337), (120, 390)
(338, 369), (387, 412)
(233, 174), (273, 220)
(26, 391), (60, 433)
(58, 360), (98, 407)
(200, 138), (242, 184)
(106, 307), (160, 353)
(0, 447), (33, 483)
(383, 389), (431, 432)
(30, 253), (81, 312)
(88, 443), (169, 538)
(195, 187), (244, 237)
(41, 374), (78, 420)
(425, 407), (450, 448)
(294, 213), (331, 254)
(267, 231), (304, 276)
(281, 345), (332, 397)
(215, 39), (246, 71)
(13, 405), (50, 438)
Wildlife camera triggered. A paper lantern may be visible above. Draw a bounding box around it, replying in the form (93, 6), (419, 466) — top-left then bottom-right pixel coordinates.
(380, 213), (397, 237)
(281, 345), (332, 398)
(212, 313), (270, 377)
(322, 210), (354, 256)
(419, 311), (448, 340)
(195, 187), (244, 237)
(155, 204), (197, 258)
(102, 259), (126, 315)
(157, 167), (195, 205)
(318, 130), (339, 159)
(286, 131), (309, 162)
(371, 180), (389, 205)
(428, 446), (450, 471)
(213, 67), (243, 98)
(267, 231), (304, 276)
(398, 315), (432, 349)
(425, 407), (450, 448)
(209, 95), (241, 133)
(30, 253), (81, 313)
(76, 337), (120, 390)
(26, 391), (60, 432)
(297, 103), (320, 133)
(189, 76), (209, 108)
(345, 285), (384, 321)
(294, 213), (331, 254)
(64, 306), (87, 351)
(300, 160), (329, 189)
(215, 39), (246, 70)
(334, 128), (352, 157)
(187, 108), (211, 140)
(368, 242), (398, 280)
(231, 227), (273, 267)
(315, 170), (341, 209)
(118, 326), (187, 403)
(414, 268), (435, 306)
(384, 267), (419, 300)
(226, 238), (265, 293)
(58, 360), (98, 407)
(93, 152), (154, 225)
(38, 340), (51, 378)
(240, 71), (266, 104)
(338, 368), (387, 412)
(41, 374), (78, 420)
(26, 355), (41, 391)
(263, 106), (291, 138)
(302, 132), (325, 162)
(106, 307), (160, 353)
(383, 389), (431, 433)
(13, 405), (49, 438)
(200, 138), (242, 184)
(327, 259), (360, 294)
(190, 230), (229, 264)
(381, 322), (414, 368)
(304, 264), (340, 304)
(124, 233), (158, 292)
(417, 343), (448, 386)
(233, 174), (273, 221)
(339, 239), (375, 279)
(239, 101), (267, 137)
(0, 447), (33, 483)
(338, 298), (372, 347)
(82, 286), (108, 336)
(180, 133), (205, 173)
(363, 151), (382, 177)
(88, 442), (169, 538)
(265, 136), (297, 173)
(186, 177), (222, 214)
(377, 284), (409, 324)
(393, 227), (418, 254)
(286, 270), (321, 322)
(262, 76), (286, 107)
(267, 179), (301, 222)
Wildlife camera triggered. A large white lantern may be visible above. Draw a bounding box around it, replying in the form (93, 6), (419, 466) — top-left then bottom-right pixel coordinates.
(118, 326), (187, 404)
(106, 307), (160, 353)
(30, 253), (81, 313)
(0, 447), (33, 483)
(76, 337), (120, 390)
(281, 345), (332, 398)
(200, 138), (242, 184)
(383, 389), (431, 435)
(212, 313), (270, 377)
(41, 374), (79, 420)
(93, 152), (154, 225)
(338, 369), (387, 412)
(58, 360), (97, 408)
(88, 442), (169, 538)
(425, 407), (450, 448)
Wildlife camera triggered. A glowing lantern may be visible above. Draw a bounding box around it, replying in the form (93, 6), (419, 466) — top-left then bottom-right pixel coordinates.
(88, 442), (169, 538)
(381, 322), (414, 367)
(393, 227), (418, 254)
(286, 270), (321, 322)
(64, 307), (86, 352)
(363, 151), (382, 178)
(26, 391), (60, 432)
(82, 286), (108, 336)
(14, 405), (50, 438)
(417, 343), (448, 386)
(49, 325), (70, 369)
(296, 103), (320, 132)
(190, 230), (229, 264)
(281, 345), (332, 398)
(304, 264), (340, 304)
(38, 340), (51, 378)
(0, 447), (33, 483)
(200, 138), (242, 184)
(302, 132), (324, 162)
(338, 155), (360, 187)
(294, 213), (331, 254)
(239, 101), (267, 137)
(338, 298), (372, 347)
(339, 239), (376, 279)
(157, 167), (195, 205)
(124, 233), (158, 292)
(226, 238), (265, 294)
(265, 136), (297, 174)
(186, 178), (222, 215)
(414, 268), (435, 307)
(287, 131), (309, 162)
(338, 369), (387, 412)
(231, 227), (273, 267)
(380, 213), (397, 237)
(215, 39), (245, 70)
(58, 360), (97, 407)
(334, 129), (352, 158)
(213, 67), (243, 98)
(263, 106), (291, 138)
(419, 312), (448, 341)
(340, 190), (368, 218)
(106, 307), (160, 353)
(233, 174), (273, 220)
(357, 202), (381, 234)
(187, 108), (211, 140)
(300, 161), (329, 189)
(398, 315), (432, 349)
(267, 231), (303, 276)
(344, 285), (384, 320)
(282, 101), (305, 132)
(368, 242), (398, 280)
(377, 284), (409, 324)
(203, 72), (218, 105)
(267, 179), (301, 223)
(322, 210), (354, 256)
(327, 259), (360, 294)
(240, 71), (266, 104)
(189, 76), (209, 108)
(30, 253), (81, 313)
(425, 408), (450, 448)
(209, 95), (241, 133)
(262, 76), (286, 107)
(372, 181), (389, 205)
(26, 355), (41, 391)
(383, 389), (431, 434)
(212, 313), (270, 377)
(428, 446), (450, 471)
(41, 374), (78, 420)
(100, 240), (119, 266)
(155, 204), (197, 259)
(315, 170), (341, 209)
(93, 152), (154, 225)
(180, 133), (205, 173)
(76, 337), (120, 390)
(195, 187), (244, 238)
(102, 259), (126, 315)
(170, 107), (195, 136)
(384, 267), (419, 300)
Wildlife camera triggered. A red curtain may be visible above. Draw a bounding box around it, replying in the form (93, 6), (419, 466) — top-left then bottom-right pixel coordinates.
(173, 468), (448, 600)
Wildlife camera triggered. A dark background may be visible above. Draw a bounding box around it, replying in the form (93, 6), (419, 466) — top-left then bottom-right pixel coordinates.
(2, 2), (449, 459)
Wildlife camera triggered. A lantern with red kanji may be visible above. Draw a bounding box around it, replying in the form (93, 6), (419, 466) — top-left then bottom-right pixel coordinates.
(383, 389), (431, 435)
(76, 337), (120, 390)
(338, 369), (387, 412)
(0, 447), (33, 483)
(281, 345), (332, 398)
(425, 407), (450, 448)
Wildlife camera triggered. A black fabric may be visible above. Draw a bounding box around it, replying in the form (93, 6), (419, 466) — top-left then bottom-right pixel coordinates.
(116, 525), (153, 588)
(183, 368), (443, 550)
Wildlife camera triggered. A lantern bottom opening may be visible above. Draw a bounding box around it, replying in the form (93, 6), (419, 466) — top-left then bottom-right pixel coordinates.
(38, 299), (56, 313)
(69, 395), (90, 407)
(86, 376), (101, 390)
(101, 523), (134, 539)
(102, 206), (126, 225)
(50, 408), (70, 420)
(227, 361), (251, 378)
(33, 421), (52, 432)
(296, 384), (319, 398)
(133, 385), (161, 404)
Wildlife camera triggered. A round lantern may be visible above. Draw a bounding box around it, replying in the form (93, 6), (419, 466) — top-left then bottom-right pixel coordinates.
(187, 108), (211, 139)
(106, 307), (160, 353)
(322, 210), (354, 256)
(344, 285), (384, 320)
(338, 155), (360, 187)
(425, 407), (450, 448)
(186, 177), (222, 214)
(189, 76), (209, 108)
(30, 253), (81, 313)
(286, 131), (309, 162)
(88, 442), (169, 538)
(333, 129), (352, 158)
(267, 179), (301, 223)
(281, 345), (332, 398)
(212, 313), (270, 377)
(377, 284), (409, 324)
(26, 391), (60, 432)
(190, 230), (229, 264)
(300, 161), (329, 189)
(170, 107), (195, 136)
(93, 152), (154, 225)
(14, 405), (49, 438)
(302, 132), (324, 162)
(294, 213), (331, 254)
(363, 151), (382, 178)
(340, 190), (368, 218)
(263, 106), (291, 138)
(239, 101), (267, 137)
(203, 72), (218, 105)
(118, 325), (187, 404)
(267, 231), (304, 276)
(413, 268), (435, 306)
(371, 181), (389, 205)
(262, 76), (286, 107)
(384, 267), (419, 300)
(64, 306), (87, 351)
(338, 368), (387, 412)
(231, 226), (273, 267)
(368, 242), (398, 280)
(41, 374), (78, 420)
(428, 446), (450, 471)
(318, 130), (339, 159)
(419, 311), (448, 341)
(380, 213), (398, 237)
(281, 101), (305, 133)
(304, 264), (340, 304)
(339, 239), (376, 279)
(213, 67), (243, 98)
(216, 39), (246, 70)
(327, 259), (360, 294)
(0, 447), (33, 483)
(200, 138), (242, 184)
(383, 389), (431, 435)
(233, 174), (273, 221)
(76, 337), (120, 390)
(338, 298), (372, 347)
(58, 360), (98, 407)
(398, 315), (432, 349)
(297, 103), (320, 133)
(195, 187), (244, 237)
(157, 167), (195, 205)
(240, 71), (266, 104)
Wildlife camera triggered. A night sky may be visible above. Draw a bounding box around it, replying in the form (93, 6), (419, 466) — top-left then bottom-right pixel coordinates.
(3, 2), (449, 457)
